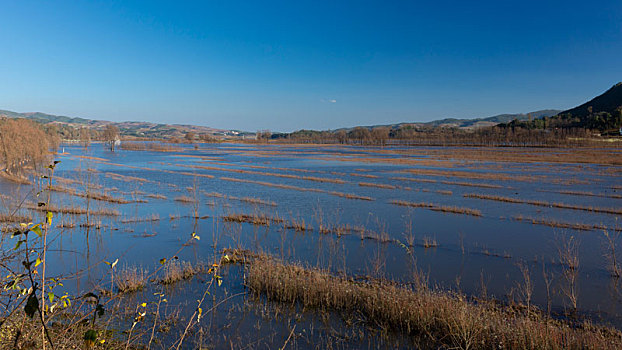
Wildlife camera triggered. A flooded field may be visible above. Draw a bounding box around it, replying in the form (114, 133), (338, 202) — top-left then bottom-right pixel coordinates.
(1, 141), (621, 348)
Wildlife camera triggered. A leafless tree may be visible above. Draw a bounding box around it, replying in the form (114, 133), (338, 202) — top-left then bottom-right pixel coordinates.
(103, 124), (120, 151)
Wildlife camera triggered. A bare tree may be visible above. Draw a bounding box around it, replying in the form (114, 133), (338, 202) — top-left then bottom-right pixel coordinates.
(103, 125), (120, 151)
(79, 127), (91, 150)
(371, 127), (390, 146)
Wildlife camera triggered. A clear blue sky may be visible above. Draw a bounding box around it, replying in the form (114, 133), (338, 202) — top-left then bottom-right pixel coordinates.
(1, 1), (621, 132)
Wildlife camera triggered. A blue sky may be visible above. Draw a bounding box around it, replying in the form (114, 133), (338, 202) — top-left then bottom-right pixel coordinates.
(1, 1), (621, 131)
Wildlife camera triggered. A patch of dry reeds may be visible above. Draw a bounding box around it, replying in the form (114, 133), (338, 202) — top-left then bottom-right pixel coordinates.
(116, 266), (147, 293)
(174, 195), (197, 203)
(358, 182), (397, 189)
(29, 204), (120, 216)
(246, 258), (622, 349)
(160, 261), (205, 285)
(464, 193), (622, 215)
(391, 200), (482, 217)
(204, 191), (277, 206)
(512, 215), (620, 232)
(47, 185), (131, 204)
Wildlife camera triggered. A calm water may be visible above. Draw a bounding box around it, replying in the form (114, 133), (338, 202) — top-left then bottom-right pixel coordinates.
(1, 141), (621, 348)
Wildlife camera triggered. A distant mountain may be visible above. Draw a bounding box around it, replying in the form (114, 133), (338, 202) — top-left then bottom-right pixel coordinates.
(423, 110), (561, 129)
(552, 83), (622, 131)
(558, 82), (622, 119)
(330, 109), (562, 133)
(0, 109), (244, 139)
(500, 83), (622, 132)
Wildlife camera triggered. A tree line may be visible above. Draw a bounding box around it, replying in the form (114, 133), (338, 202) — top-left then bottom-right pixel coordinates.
(258, 123), (610, 147)
(0, 118), (59, 174)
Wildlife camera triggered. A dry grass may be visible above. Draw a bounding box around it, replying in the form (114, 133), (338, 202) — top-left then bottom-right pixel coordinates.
(0, 171), (31, 184)
(146, 193), (167, 200)
(105, 171), (153, 183)
(358, 182), (397, 189)
(204, 191), (277, 206)
(47, 185), (131, 204)
(160, 260), (205, 285)
(435, 190), (453, 195)
(512, 215), (621, 232)
(397, 168), (538, 182)
(0, 213), (31, 223)
(391, 200), (482, 217)
(349, 173), (379, 179)
(222, 213), (284, 227)
(422, 236), (438, 248)
(246, 258), (622, 350)
(464, 193), (622, 215)
(29, 204), (120, 216)
(390, 176), (437, 184)
(537, 189), (622, 199)
(174, 195), (197, 203)
(116, 266), (147, 293)
(121, 141), (182, 152)
(439, 180), (504, 189)
(120, 214), (160, 223)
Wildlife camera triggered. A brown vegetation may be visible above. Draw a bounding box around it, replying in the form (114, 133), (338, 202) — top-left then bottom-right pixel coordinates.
(29, 204), (120, 216)
(391, 200), (483, 217)
(246, 257), (622, 349)
(160, 261), (205, 285)
(464, 193), (622, 215)
(47, 185), (131, 204)
(512, 215), (620, 232)
(0, 118), (58, 174)
(204, 191), (277, 206)
(358, 182), (397, 189)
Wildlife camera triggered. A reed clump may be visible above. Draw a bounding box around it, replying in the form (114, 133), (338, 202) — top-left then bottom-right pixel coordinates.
(422, 236), (438, 248)
(160, 261), (205, 285)
(246, 258), (622, 350)
(116, 266), (147, 293)
(391, 200), (482, 217)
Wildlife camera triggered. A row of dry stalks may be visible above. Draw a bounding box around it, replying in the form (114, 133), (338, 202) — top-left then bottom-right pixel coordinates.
(244, 256), (622, 349)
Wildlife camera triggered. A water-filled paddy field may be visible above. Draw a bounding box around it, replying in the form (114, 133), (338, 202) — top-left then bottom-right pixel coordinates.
(1, 142), (621, 348)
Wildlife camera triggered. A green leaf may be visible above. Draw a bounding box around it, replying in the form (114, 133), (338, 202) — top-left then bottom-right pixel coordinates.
(46, 211), (53, 225)
(31, 225), (42, 237)
(14, 240), (24, 250)
(24, 294), (38, 318)
(48, 292), (55, 303)
(35, 257), (42, 267)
